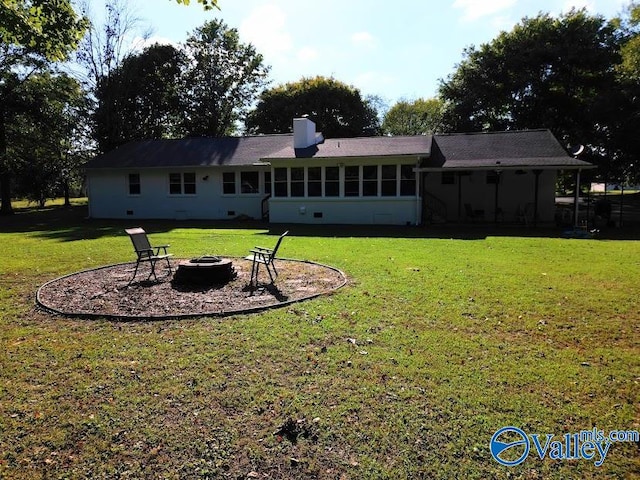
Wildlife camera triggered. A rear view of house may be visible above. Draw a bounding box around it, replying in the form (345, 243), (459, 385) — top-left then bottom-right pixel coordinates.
(85, 118), (593, 225)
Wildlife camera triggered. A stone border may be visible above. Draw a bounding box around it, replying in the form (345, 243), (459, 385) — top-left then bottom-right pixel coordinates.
(36, 258), (347, 321)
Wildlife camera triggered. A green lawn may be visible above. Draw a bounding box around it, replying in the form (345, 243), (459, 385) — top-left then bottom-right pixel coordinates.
(1, 200), (638, 479)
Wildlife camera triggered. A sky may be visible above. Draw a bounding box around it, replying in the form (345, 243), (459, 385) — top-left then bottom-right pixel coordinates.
(110, 0), (629, 108)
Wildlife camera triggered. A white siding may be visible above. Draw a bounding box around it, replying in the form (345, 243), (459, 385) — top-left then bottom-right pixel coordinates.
(87, 168), (269, 220)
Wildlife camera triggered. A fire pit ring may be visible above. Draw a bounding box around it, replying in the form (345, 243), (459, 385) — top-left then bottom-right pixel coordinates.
(173, 256), (235, 285)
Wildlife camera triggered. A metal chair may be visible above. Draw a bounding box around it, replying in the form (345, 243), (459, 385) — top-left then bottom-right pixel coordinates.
(125, 227), (173, 284)
(245, 231), (288, 288)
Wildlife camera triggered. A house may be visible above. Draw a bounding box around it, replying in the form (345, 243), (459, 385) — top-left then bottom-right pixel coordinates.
(85, 118), (594, 225)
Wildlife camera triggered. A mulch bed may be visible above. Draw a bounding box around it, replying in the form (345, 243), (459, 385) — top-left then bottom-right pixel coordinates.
(36, 258), (346, 320)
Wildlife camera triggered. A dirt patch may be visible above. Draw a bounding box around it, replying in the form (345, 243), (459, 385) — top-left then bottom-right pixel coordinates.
(36, 258), (346, 320)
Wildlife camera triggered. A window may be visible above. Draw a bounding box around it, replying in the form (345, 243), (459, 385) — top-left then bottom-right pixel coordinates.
(264, 171), (271, 195)
(400, 165), (416, 196)
(128, 173), (141, 195)
(344, 166), (359, 197)
(291, 167), (304, 197)
(169, 172), (196, 195)
(308, 167), (322, 197)
(274, 168), (287, 197)
(325, 166), (339, 197)
(241, 171), (259, 194)
(362, 166), (378, 196)
(183, 172), (196, 194)
(169, 173), (182, 195)
(441, 172), (455, 185)
(223, 172), (236, 194)
(381, 165), (396, 196)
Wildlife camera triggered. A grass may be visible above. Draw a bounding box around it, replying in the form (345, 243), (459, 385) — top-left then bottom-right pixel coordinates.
(1, 199), (639, 479)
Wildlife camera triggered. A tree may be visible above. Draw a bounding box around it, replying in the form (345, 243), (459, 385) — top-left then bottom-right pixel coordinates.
(180, 19), (269, 137)
(0, 0), (87, 214)
(1, 0), (88, 61)
(246, 76), (380, 138)
(94, 43), (185, 151)
(439, 9), (625, 177)
(8, 71), (88, 207)
(382, 98), (444, 135)
(174, 0), (218, 9)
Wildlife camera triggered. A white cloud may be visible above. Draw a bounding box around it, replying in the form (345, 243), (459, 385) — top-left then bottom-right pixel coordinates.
(238, 4), (292, 57)
(453, 0), (516, 22)
(351, 31), (375, 48)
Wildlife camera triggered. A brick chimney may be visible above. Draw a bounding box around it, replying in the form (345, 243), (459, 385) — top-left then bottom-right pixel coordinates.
(293, 117), (322, 148)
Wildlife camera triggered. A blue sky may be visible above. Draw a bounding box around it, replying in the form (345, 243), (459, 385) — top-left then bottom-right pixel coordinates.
(123, 0), (628, 107)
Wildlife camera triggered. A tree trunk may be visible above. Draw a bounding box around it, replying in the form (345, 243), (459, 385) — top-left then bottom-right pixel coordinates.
(0, 106), (14, 215)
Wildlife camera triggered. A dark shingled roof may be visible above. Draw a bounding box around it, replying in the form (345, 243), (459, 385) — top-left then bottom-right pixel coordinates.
(86, 129), (594, 171)
(264, 135), (432, 159)
(85, 135), (293, 169)
(423, 130), (593, 170)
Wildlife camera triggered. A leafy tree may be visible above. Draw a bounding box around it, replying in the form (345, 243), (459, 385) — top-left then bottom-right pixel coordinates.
(0, 0), (88, 61)
(9, 71), (88, 207)
(180, 19), (269, 137)
(382, 98), (444, 135)
(94, 43), (186, 152)
(0, 0), (87, 214)
(174, 0), (218, 9)
(439, 8), (623, 178)
(246, 76), (380, 138)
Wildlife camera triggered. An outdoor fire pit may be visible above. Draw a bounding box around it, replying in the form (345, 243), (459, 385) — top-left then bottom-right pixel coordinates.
(173, 256), (235, 285)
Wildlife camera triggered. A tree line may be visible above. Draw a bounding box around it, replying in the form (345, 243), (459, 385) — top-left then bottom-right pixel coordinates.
(1, 0), (638, 213)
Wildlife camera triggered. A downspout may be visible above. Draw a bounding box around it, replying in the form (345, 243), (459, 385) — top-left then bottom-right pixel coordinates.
(574, 169), (581, 227)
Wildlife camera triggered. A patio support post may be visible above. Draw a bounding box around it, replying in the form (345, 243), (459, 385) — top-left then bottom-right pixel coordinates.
(457, 172), (463, 221)
(533, 169), (542, 227)
(494, 170), (502, 223)
(574, 169), (581, 227)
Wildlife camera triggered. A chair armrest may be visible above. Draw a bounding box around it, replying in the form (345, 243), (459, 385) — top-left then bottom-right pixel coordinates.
(253, 246), (273, 252)
(153, 244), (170, 254)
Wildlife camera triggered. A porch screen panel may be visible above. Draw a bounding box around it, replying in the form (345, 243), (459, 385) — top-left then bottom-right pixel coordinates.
(344, 166), (359, 197)
(308, 167), (321, 197)
(325, 167), (339, 197)
(381, 165), (396, 196)
(291, 167), (304, 197)
(274, 168), (287, 197)
(400, 165), (416, 196)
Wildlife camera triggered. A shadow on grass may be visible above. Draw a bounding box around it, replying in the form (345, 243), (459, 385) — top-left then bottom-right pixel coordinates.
(2, 198), (640, 241)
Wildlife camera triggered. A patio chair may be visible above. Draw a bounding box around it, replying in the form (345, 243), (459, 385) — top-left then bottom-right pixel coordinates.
(245, 231), (288, 288)
(125, 227), (173, 284)
(464, 203), (485, 222)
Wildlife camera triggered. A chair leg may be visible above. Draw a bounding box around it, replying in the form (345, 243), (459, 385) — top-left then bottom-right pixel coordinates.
(250, 258), (258, 288)
(128, 260), (142, 285)
(147, 259), (158, 281)
(264, 261), (275, 284)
